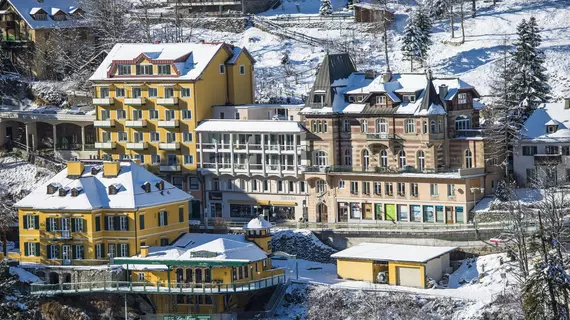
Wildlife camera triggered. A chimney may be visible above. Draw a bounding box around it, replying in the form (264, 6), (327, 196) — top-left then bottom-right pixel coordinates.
(564, 98), (570, 109)
(381, 68), (392, 83)
(439, 84), (448, 103)
(66, 161), (84, 178)
(364, 70), (376, 79)
(140, 246), (149, 258)
(103, 161), (121, 177)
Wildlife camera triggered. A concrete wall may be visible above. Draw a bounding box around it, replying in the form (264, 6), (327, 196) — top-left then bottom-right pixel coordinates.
(424, 253), (450, 282)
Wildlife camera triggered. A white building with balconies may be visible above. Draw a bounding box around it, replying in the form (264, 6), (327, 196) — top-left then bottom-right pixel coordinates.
(196, 119), (309, 223)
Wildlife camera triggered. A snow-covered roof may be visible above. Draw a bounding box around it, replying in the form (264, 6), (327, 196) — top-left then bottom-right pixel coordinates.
(119, 233), (268, 266)
(195, 119), (306, 133)
(244, 215), (272, 230)
(90, 42), (242, 82)
(331, 243), (456, 263)
(352, 2), (395, 12)
(521, 102), (570, 142)
(15, 161), (192, 211)
(7, 0), (84, 30)
(343, 103), (367, 113)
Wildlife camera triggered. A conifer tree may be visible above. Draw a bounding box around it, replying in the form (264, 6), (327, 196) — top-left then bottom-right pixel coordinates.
(401, 11), (429, 71)
(508, 17), (550, 121)
(319, 0), (333, 15)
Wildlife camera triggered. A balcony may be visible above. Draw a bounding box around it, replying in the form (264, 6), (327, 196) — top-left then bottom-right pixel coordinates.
(366, 133), (400, 140)
(92, 98), (114, 106)
(305, 165), (486, 177)
(125, 120), (147, 128)
(159, 142), (180, 150)
(126, 142), (148, 150)
(50, 230), (72, 240)
(95, 142), (116, 150)
(534, 154), (562, 166)
(453, 129), (484, 139)
(158, 120), (179, 128)
(124, 97), (145, 106)
(93, 120), (115, 128)
(156, 97), (179, 106)
(0, 21), (15, 28)
(160, 165), (181, 172)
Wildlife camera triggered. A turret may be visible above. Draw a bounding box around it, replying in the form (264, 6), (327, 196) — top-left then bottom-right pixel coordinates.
(243, 215), (273, 254)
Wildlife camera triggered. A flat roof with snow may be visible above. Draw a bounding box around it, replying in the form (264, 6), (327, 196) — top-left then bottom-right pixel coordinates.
(331, 243), (456, 263)
(195, 119), (306, 133)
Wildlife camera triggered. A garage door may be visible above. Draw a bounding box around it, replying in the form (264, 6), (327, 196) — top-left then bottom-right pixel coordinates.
(396, 266), (422, 287)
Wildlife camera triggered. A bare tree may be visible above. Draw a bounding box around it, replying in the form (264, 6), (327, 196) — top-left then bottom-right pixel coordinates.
(135, 0), (155, 43)
(449, 0), (455, 38)
(459, 0), (465, 44)
(471, 0), (476, 18)
(0, 197), (17, 259)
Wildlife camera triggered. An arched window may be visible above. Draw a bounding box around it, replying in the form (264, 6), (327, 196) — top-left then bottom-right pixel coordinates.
(361, 120), (368, 133)
(423, 121), (428, 134)
(438, 120), (442, 132)
(380, 149), (388, 167)
(455, 115), (471, 130)
(315, 151), (328, 166)
(362, 149), (370, 171)
(323, 121), (328, 132)
(344, 149), (352, 166)
(405, 119), (415, 133)
(376, 119), (387, 133)
(316, 179), (327, 193)
(399, 150), (407, 168)
(465, 149), (473, 168)
(417, 151), (425, 171)
(317, 121), (323, 133)
(430, 120), (436, 133)
(311, 120), (317, 132)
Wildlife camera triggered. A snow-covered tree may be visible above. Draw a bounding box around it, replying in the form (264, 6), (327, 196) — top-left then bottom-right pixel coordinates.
(401, 11), (429, 71)
(0, 261), (39, 319)
(0, 197), (17, 258)
(508, 17), (550, 120)
(319, 0), (333, 15)
(424, 0), (451, 19)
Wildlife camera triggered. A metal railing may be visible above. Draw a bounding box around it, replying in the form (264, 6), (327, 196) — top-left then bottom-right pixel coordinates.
(366, 133), (401, 140)
(30, 274), (286, 295)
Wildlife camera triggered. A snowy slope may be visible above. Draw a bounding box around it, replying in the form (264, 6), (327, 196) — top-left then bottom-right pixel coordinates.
(0, 155), (55, 196)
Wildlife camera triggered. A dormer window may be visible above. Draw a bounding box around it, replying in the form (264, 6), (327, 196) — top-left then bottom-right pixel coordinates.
(155, 180), (165, 191)
(357, 96), (364, 103)
(458, 93), (468, 105)
(91, 166), (101, 175)
(59, 187), (70, 197)
(52, 12), (67, 21)
(47, 183), (61, 195)
(108, 183), (122, 195)
(141, 182), (151, 193)
(547, 125), (558, 133)
(71, 187), (83, 197)
(348, 96), (355, 103)
(403, 95), (416, 103)
(313, 94), (325, 105)
(118, 64), (131, 75)
(158, 64), (171, 75)
(33, 13), (48, 21)
(136, 64), (153, 76)
(376, 95), (386, 105)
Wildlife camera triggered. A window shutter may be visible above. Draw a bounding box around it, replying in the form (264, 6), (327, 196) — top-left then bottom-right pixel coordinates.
(23, 217), (28, 230)
(72, 245), (77, 259)
(125, 244), (130, 257)
(114, 216), (120, 231)
(83, 219), (86, 232)
(55, 245), (60, 260)
(34, 216), (39, 229)
(35, 243), (40, 257)
(46, 218), (51, 232)
(104, 216), (109, 230)
(79, 245), (84, 259)
(96, 216), (101, 231)
(24, 243), (29, 256)
(164, 212), (168, 226)
(100, 244), (105, 259)
(139, 215), (144, 230)
(179, 208), (183, 223)
(71, 218), (77, 232)
(158, 213), (161, 226)
(47, 245), (52, 259)
(125, 217), (129, 231)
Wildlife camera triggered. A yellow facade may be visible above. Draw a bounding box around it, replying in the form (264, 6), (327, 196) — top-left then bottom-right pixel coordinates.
(336, 259), (375, 282)
(93, 43), (255, 176)
(388, 261), (425, 287)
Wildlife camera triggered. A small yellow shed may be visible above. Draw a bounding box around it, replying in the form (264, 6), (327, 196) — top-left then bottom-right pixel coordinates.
(331, 243), (456, 288)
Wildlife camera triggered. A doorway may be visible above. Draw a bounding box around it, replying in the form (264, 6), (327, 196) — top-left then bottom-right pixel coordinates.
(445, 206), (454, 224)
(316, 203), (328, 222)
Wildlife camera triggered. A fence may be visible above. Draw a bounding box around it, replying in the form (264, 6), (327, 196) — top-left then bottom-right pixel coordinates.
(266, 14), (354, 22)
(251, 16), (336, 49)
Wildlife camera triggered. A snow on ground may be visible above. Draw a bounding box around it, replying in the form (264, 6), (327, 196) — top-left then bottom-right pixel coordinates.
(272, 228), (338, 263)
(260, 0), (349, 16)
(9, 266), (42, 284)
(0, 155), (55, 196)
(273, 258), (342, 284)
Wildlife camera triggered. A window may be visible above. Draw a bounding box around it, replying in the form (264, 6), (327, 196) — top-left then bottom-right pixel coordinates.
(315, 151), (328, 166)
(348, 96), (355, 103)
(458, 93), (467, 104)
(227, 179), (234, 191)
(376, 119), (387, 133)
(105, 216), (115, 230)
(95, 244), (104, 259)
(546, 145), (560, 154)
(323, 121), (328, 132)
(119, 216), (128, 231)
(448, 184), (455, 197)
(158, 64), (171, 75)
(263, 180), (269, 192)
(455, 115), (471, 130)
(397, 183), (405, 196)
(136, 64), (153, 75)
(189, 177), (200, 190)
(151, 154), (161, 164)
(362, 182), (370, 195)
(178, 207), (184, 223)
(430, 120), (436, 133)
(338, 180), (345, 189)
(149, 109), (158, 119)
(183, 132), (193, 142)
(132, 88), (142, 98)
(438, 120), (443, 133)
(374, 182), (381, 195)
(139, 215), (145, 230)
(119, 243), (129, 257)
(73, 218), (84, 232)
(236, 112), (240, 119)
(252, 180), (258, 191)
(316, 180), (327, 193)
(25, 242), (39, 256)
(417, 151), (425, 171)
(344, 149), (352, 166)
(116, 109), (126, 119)
(376, 95), (386, 105)
(132, 109), (142, 121)
(100, 109), (110, 121)
(239, 65), (246, 75)
(403, 95), (416, 102)
(385, 182), (393, 196)
(118, 64), (131, 75)
(181, 88), (191, 97)
(380, 149), (388, 167)
(150, 132), (160, 142)
(118, 131), (127, 142)
(423, 121), (428, 134)
(465, 150), (473, 168)
(299, 181), (306, 193)
(115, 88), (125, 97)
(108, 244), (116, 259)
(398, 151), (406, 168)
(522, 146), (538, 156)
(24, 215), (38, 230)
(148, 87), (158, 97)
(361, 120), (368, 133)
(278, 181), (283, 192)
(74, 245), (84, 260)
(343, 119), (350, 132)
(159, 211), (168, 226)
(410, 183), (418, 197)
(350, 181), (358, 194)
(219, 64), (226, 74)
(313, 94), (325, 105)
(48, 244), (58, 260)
(164, 87), (174, 98)
(547, 125), (557, 133)
(184, 155), (194, 165)
(182, 110), (192, 120)
(138, 273), (145, 281)
(362, 150), (370, 170)
(563, 146), (570, 155)
(430, 184), (439, 197)
(95, 216), (101, 231)
(405, 119), (415, 133)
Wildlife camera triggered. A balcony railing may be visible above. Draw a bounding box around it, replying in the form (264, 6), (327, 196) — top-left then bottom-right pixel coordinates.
(158, 120), (179, 128)
(158, 142), (180, 150)
(50, 230), (72, 240)
(30, 274), (286, 296)
(95, 142), (116, 149)
(124, 98), (145, 106)
(453, 129), (484, 139)
(93, 120), (115, 128)
(534, 154), (562, 165)
(93, 98), (114, 106)
(156, 97), (179, 106)
(125, 120), (147, 128)
(305, 165), (485, 176)
(160, 165), (181, 172)
(126, 142), (148, 150)
(200, 143), (302, 153)
(366, 133), (400, 140)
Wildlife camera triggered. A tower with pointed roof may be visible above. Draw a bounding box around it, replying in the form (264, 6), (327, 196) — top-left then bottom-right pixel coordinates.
(243, 215), (273, 254)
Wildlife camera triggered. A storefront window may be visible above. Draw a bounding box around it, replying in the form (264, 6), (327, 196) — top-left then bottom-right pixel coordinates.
(375, 204), (383, 220)
(230, 204), (255, 218)
(397, 204), (409, 221)
(273, 206), (295, 220)
(435, 206), (444, 223)
(455, 206), (464, 223)
(362, 203), (373, 220)
(410, 205), (421, 222)
(338, 202), (349, 222)
(423, 206), (434, 223)
(350, 203), (361, 219)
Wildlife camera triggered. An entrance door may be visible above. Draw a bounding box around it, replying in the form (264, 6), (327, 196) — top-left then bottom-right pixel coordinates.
(61, 218), (70, 238)
(316, 203), (328, 222)
(6, 126), (12, 139)
(62, 245), (71, 261)
(445, 206), (454, 224)
(385, 204), (396, 221)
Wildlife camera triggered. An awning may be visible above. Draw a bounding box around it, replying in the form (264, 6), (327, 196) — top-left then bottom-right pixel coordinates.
(256, 200), (270, 206)
(269, 201), (297, 207)
(228, 200), (257, 205)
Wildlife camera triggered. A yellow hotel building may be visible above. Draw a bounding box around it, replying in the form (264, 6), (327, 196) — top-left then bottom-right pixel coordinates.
(89, 42), (255, 205)
(14, 160), (192, 284)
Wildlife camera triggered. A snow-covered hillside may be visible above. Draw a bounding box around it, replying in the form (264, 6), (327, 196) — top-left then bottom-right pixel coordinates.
(179, 0), (569, 102)
(0, 155), (55, 197)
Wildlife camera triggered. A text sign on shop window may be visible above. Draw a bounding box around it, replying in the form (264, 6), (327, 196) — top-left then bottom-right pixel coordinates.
(163, 315), (211, 320)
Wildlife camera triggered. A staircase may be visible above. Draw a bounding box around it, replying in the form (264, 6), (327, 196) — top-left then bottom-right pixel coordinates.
(264, 279), (291, 317)
(251, 16), (336, 50)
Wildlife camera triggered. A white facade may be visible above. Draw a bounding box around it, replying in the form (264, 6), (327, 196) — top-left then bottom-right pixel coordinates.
(211, 104), (304, 122)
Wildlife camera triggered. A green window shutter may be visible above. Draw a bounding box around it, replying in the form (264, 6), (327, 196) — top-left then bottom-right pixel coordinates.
(24, 243), (29, 256)
(179, 207), (183, 223)
(35, 243), (40, 257)
(125, 244), (130, 257)
(95, 216), (101, 231)
(114, 216), (120, 231)
(139, 215), (144, 230)
(23, 216), (28, 230)
(46, 218), (51, 232)
(71, 218), (77, 232)
(100, 244), (105, 258)
(164, 212), (168, 226)
(47, 245), (52, 259)
(72, 245), (77, 259)
(104, 216), (109, 230)
(34, 216), (39, 229)
(83, 219), (86, 232)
